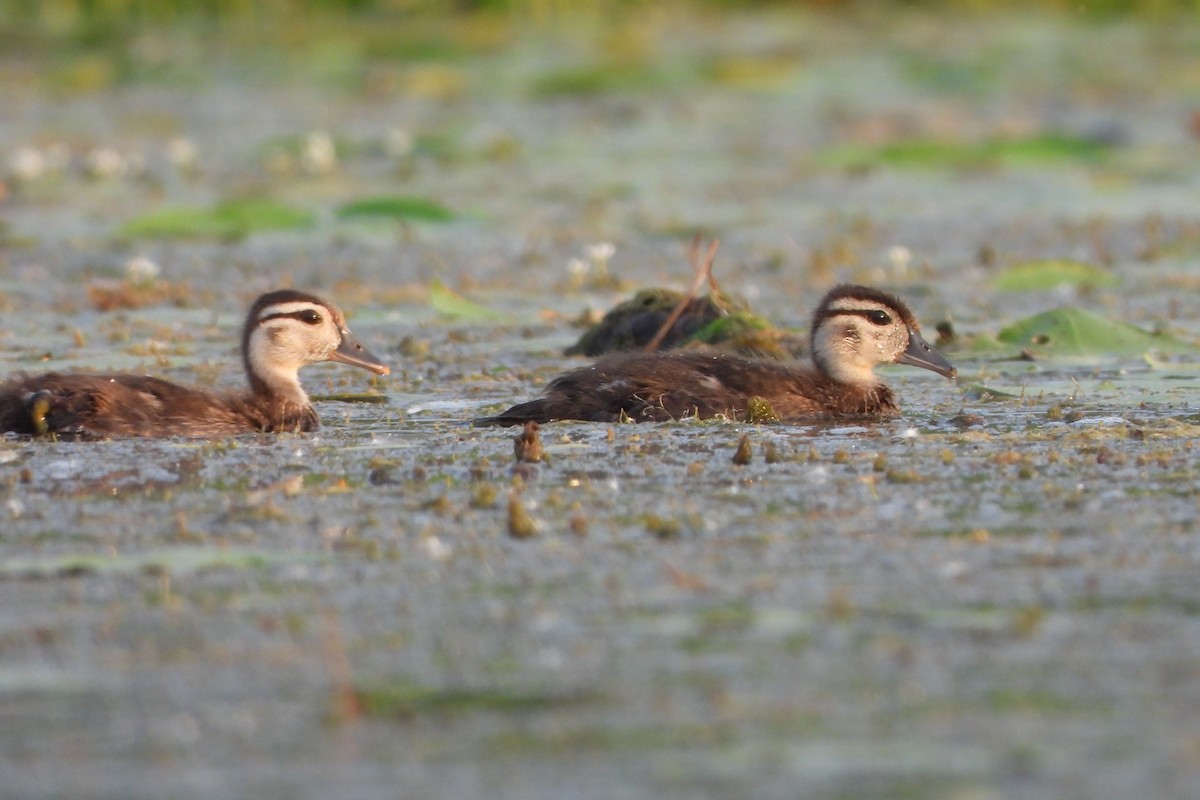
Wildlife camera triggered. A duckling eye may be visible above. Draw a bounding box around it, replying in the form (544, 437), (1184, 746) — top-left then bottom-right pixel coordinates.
(866, 310), (891, 326)
(298, 309), (322, 325)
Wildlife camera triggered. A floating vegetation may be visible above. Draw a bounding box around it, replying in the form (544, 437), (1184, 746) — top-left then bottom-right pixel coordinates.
(311, 393), (389, 404)
(428, 279), (506, 321)
(337, 195), (457, 223)
(996, 307), (1190, 357)
(567, 239), (801, 358)
(352, 680), (596, 719)
(744, 396), (780, 424)
(566, 289), (733, 355)
(817, 133), (1115, 171)
(962, 384), (1021, 402)
(531, 63), (678, 97)
(0, 547), (307, 580)
(992, 260), (1120, 292)
(86, 279), (193, 311)
(119, 199), (315, 240)
(568, 290), (800, 358)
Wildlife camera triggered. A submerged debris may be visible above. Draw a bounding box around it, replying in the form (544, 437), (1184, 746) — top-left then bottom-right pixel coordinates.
(732, 433), (753, 465)
(507, 493), (538, 539)
(513, 421), (544, 463)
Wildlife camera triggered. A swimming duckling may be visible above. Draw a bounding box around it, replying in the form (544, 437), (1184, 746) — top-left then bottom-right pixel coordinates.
(0, 289), (389, 438)
(474, 284), (955, 426)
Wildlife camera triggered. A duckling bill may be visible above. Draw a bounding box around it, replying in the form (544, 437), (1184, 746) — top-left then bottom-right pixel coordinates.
(0, 289), (389, 439)
(474, 284), (955, 426)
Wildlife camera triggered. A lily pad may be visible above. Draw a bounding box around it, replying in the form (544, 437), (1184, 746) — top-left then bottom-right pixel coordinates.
(337, 195), (457, 223)
(428, 279), (505, 321)
(992, 260), (1119, 292)
(120, 200), (315, 239)
(818, 133), (1113, 171)
(997, 307), (1189, 356)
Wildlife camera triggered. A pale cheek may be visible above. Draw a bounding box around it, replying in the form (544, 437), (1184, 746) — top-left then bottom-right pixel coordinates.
(267, 328), (306, 365)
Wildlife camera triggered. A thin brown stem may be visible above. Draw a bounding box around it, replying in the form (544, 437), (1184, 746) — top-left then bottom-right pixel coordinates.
(644, 236), (721, 352)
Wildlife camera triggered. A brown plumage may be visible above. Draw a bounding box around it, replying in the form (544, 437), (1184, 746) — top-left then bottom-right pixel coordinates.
(0, 289), (389, 439)
(474, 284), (955, 426)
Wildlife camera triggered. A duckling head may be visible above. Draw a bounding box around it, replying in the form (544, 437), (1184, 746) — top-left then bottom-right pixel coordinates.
(810, 284), (956, 387)
(243, 290), (390, 404)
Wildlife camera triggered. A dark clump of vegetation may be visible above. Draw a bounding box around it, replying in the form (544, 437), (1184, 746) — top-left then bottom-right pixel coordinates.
(352, 679), (597, 719)
(568, 240), (805, 359)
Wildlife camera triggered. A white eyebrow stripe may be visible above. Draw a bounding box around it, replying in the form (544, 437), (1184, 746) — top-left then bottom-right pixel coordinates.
(257, 301), (325, 321)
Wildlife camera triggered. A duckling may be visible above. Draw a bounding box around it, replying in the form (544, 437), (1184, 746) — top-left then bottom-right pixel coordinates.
(474, 284), (955, 426)
(0, 289), (390, 438)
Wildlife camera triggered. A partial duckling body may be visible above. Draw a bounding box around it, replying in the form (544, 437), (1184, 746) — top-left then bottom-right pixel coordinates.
(474, 285), (955, 426)
(0, 289), (389, 439)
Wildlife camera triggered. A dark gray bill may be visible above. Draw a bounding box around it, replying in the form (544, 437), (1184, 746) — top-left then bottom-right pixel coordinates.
(896, 329), (957, 379)
(332, 330), (390, 375)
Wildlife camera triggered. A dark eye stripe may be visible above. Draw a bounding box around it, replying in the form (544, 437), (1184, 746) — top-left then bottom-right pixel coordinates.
(259, 309), (324, 325)
(815, 308), (894, 326)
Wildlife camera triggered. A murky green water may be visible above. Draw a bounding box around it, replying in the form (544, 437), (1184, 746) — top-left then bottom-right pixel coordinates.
(3, 7), (1200, 799)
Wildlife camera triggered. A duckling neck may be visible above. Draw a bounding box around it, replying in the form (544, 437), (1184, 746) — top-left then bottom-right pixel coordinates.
(810, 351), (880, 389)
(244, 355), (309, 408)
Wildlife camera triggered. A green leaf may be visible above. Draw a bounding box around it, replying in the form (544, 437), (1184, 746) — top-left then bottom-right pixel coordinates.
(337, 196), (457, 223)
(817, 134), (1113, 171)
(219, 199), (315, 231)
(120, 200), (314, 239)
(996, 307), (1189, 356)
(992, 260), (1119, 291)
(428, 279), (505, 321)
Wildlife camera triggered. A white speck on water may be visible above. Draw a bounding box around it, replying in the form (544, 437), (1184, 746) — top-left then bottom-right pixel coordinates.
(384, 127), (413, 159)
(0, 450), (19, 464)
(9, 146), (46, 182)
(537, 646), (564, 670)
(422, 536), (451, 561)
(140, 465), (180, 484)
(806, 465), (830, 485)
(887, 244), (913, 276)
(939, 560), (968, 579)
(897, 427), (920, 439)
(6, 498), (24, 518)
(84, 146), (127, 179)
(301, 131), (337, 174)
(166, 136), (198, 169)
(586, 241), (616, 265)
(44, 460), (81, 480)
(125, 256), (161, 284)
(1070, 416), (1127, 427)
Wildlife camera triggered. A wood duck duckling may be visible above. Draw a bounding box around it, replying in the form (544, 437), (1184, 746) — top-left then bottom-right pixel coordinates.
(0, 289), (390, 439)
(474, 284), (955, 426)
